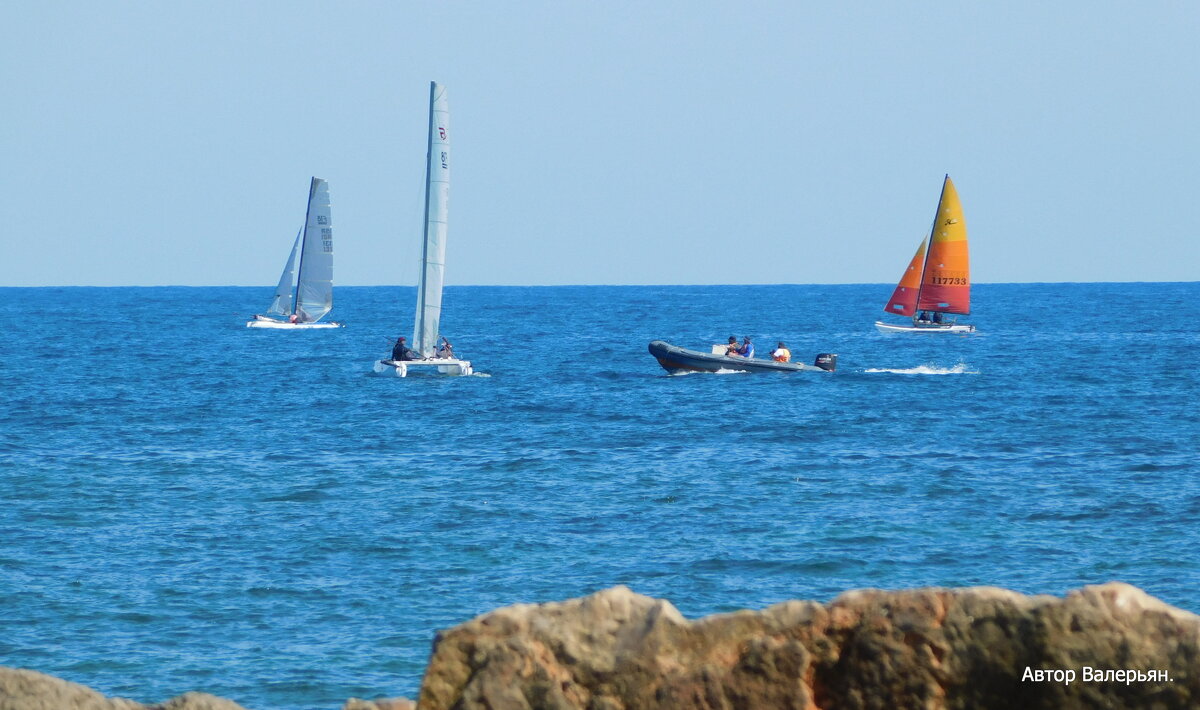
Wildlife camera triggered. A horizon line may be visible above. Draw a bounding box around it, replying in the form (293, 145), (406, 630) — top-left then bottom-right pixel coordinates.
(2, 280), (1197, 289)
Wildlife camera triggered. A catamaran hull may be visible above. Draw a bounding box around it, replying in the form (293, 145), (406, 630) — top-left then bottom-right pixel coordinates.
(649, 340), (834, 375)
(372, 358), (473, 377)
(247, 317), (343, 329)
(874, 321), (974, 334)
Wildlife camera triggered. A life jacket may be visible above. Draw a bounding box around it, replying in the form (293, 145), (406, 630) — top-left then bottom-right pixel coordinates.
(773, 348), (791, 362)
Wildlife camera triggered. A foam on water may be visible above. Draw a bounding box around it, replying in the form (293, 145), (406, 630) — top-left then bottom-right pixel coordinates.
(864, 362), (978, 375)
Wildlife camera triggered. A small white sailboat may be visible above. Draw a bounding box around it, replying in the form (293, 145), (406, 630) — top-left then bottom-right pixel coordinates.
(374, 82), (473, 376)
(248, 177), (343, 329)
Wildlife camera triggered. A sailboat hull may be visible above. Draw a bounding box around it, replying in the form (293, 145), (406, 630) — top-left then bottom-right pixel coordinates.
(372, 358), (473, 377)
(247, 316), (343, 329)
(874, 321), (974, 334)
(649, 341), (832, 375)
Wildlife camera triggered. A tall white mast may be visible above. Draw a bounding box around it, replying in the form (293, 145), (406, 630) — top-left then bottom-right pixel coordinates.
(413, 81), (449, 357)
(294, 177), (334, 323)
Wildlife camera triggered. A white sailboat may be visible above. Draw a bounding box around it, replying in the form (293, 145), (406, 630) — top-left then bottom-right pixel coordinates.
(248, 177), (343, 329)
(374, 82), (473, 376)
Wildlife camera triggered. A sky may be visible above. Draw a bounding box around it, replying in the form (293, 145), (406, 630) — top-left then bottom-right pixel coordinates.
(3, 2), (1198, 286)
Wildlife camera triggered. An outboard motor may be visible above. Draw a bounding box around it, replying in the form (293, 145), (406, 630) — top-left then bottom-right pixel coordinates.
(814, 353), (838, 372)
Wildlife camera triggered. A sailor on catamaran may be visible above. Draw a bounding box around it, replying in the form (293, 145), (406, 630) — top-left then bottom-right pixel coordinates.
(391, 336), (417, 362)
(435, 336), (454, 359)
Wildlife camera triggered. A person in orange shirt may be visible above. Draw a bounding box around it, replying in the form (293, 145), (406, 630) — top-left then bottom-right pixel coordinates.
(771, 342), (791, 362)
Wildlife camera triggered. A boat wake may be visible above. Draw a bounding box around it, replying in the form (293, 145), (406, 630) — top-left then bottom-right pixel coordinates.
(669, 368), (749, 376)
(864, 363), (977, 375)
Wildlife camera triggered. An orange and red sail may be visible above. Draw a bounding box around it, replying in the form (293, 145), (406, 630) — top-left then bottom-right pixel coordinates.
(883, 238), (926, 317)
(917, 176), (970, 314)
(883, 175), (971, 317)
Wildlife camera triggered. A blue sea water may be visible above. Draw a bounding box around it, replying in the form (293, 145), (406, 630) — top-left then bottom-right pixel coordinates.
(1, 283), (1198, 709)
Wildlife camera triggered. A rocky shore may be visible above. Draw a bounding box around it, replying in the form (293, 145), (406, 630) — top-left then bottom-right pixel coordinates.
(3, 582), (1197, 709)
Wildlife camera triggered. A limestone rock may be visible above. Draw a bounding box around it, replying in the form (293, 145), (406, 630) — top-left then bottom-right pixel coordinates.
(3, 583), (1197, 709)
(0, 667), (144, 710)
(417, 583), (1200, 710)
(342, 698), (416, 710)
(0, 668), (247, 710)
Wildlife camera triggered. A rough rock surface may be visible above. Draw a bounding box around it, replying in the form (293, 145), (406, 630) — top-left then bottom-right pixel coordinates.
(418, 583), (1200, 710)
(0, 668), (246, 710)
(342, 699), (416, 710)
(3, 584), (1197, 709)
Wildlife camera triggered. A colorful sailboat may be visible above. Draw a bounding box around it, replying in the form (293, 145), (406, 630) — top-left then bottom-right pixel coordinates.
(247, 177), (343, 329)
(374, 82), (474, 376)
(875, 175), (975, 334)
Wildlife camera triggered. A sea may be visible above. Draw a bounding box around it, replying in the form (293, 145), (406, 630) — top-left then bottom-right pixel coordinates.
(1, 283), (1197, 709)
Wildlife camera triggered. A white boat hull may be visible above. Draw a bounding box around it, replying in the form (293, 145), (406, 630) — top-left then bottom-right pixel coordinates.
(247, 316), (343, 329)
(875, 321), (975, 334)
(372, 358), (473, 377)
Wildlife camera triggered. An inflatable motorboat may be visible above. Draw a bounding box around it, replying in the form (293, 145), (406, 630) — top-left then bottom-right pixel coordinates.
(648, 340), (836, 375)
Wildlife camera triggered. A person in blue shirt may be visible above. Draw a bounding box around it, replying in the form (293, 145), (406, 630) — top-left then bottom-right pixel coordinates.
(735, 336), (754, 358)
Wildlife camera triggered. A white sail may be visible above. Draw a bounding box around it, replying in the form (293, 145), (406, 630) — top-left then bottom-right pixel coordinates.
(295, 177), (334, 323)
(266, 229), (301, 316)
(412, 82), (449, 357)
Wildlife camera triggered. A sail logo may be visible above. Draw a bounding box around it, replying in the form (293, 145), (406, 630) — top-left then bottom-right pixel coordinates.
(438, 127), (446, 140)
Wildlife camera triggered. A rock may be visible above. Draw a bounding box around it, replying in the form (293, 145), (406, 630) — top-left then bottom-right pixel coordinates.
(417, 583), (1200, 710)
(0, 667), (144, 710)
(149, 691), (251, 710)
(342, 699), (416, 710)
(3, 583), (1197, 709)
(0, 668), (248, 710)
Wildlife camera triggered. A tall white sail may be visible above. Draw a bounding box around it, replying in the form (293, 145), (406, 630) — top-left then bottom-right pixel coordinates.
(413, 82), (449, 357)
(266, 229), (301, 316)
(295, 177), (334, 323)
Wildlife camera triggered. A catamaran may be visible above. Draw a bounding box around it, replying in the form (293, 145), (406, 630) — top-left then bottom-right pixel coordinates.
(247, 177), (343, 329)
(374, 82), (474, 377)
(875, 175), (975, 334)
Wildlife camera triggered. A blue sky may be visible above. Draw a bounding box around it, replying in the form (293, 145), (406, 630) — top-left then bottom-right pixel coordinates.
(3, 2), (1197, 286)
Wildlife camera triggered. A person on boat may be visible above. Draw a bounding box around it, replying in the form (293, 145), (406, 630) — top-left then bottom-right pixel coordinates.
(288, 313), (300, 324)
(391, 336), (416, 362)
(724, 336), (739, 356)
(771, 342), (791, 362)
(734, 336), (754, 358)
(436, 336), (454, 359)
(932, 311), (944, 324)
